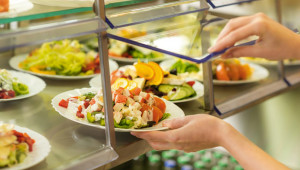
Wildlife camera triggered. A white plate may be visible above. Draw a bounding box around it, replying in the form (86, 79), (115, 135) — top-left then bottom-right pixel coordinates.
(0, 70), (46, 102)
(51, 88), (185, 132)
(0, 0), (33, 18)
(241, 57), (300, 66)
(1, 125), (51, 170)
(109, 55), (167, 63)
(89, 75), (204, 103)
(9, 54), (119, 80)
(160, 59), (269, 85)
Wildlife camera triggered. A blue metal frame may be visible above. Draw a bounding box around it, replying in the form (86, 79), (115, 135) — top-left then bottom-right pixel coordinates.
(207, 0), (256, 8)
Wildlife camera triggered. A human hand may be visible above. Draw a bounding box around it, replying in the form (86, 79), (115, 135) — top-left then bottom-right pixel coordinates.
(208, 13), (300, 60)
(131, 114), (230, 152)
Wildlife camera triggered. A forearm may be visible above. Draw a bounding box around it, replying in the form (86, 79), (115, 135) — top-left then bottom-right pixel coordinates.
(218, 123), (290, 170)
(289, 34), (300, 60)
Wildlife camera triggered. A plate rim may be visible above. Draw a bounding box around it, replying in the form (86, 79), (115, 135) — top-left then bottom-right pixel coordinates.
(51, 87), (185, 132)
(9, 54), (119, 80)
(0, 70), (46, 102)
(240, 58), (300, 66)
(1, 125), (51, 170)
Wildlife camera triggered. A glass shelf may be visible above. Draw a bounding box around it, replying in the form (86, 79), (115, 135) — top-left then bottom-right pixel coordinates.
(106, 14), (224, 63)
(0, 4), (92, 24)
(105, 0), (209, 28)
(0, 0), (153, 24)
(0, 15), (107, 52)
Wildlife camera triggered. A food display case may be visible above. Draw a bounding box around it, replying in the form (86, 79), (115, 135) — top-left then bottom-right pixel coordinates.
(1, 0), (300, 169)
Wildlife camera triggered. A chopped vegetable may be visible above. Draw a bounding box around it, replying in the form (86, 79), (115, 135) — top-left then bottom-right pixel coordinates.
(160, 113), (171, 121)
(0, 69), (29, 99)
(0, 124), (35, 168)
(58, 99), (68, 108)
(83, 92), (96, 101)
(12, 82), (29, 96)
(59, 87), (169, 129)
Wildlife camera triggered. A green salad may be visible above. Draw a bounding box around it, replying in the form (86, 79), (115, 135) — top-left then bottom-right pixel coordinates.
(19, 39), (100, 76)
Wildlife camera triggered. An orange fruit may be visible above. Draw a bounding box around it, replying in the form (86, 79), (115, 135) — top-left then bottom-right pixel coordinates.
(134, 62), (154, 80)
(112, 78), (129, 90)
(147, 62), (164, 85)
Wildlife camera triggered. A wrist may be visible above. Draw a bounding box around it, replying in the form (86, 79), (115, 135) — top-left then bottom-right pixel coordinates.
(215, 120), (236, 148)
(291, 34), (300, 60)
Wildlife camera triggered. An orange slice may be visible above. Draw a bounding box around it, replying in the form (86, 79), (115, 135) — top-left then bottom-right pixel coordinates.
(112, 78), (129, 90)
(134, 62), (154, 80)
(147, 62), (164, 85)
(127, 81), (138, 91)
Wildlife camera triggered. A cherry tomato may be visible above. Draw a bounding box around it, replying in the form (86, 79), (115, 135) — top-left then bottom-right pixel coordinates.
(216, 62), (230, 81)
(227, 63), (240, 80)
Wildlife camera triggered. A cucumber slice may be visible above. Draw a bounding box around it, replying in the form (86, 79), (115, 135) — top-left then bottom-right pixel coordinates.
(158, 84), (177, 93)
(182, 83), (196, 96)
(158, 84), (196, 101)
(169, 87), (189, 100)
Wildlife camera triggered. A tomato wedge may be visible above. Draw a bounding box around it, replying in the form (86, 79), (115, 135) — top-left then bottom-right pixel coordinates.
(154, 97), (166, 113)
(152, 106), (163, 124)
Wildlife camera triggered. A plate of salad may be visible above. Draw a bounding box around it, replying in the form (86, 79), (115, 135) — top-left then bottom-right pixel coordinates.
(0, 69), (46, 102)
(85, 29), (167, 63)
(51, 87), (185, 132)
(9, 40), (119, 80)
(160, 58), (269, 85)
(89, 61), (204, 103)
(0, 124), (51, 170)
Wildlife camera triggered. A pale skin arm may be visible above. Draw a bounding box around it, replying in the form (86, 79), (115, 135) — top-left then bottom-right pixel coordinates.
(208, 13), (300, 60)
(131, 114), (289, 170)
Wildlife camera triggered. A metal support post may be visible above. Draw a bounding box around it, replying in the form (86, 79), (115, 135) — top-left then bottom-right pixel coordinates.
(95, 0), (116, 148)
(201, 28), (214, 111)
